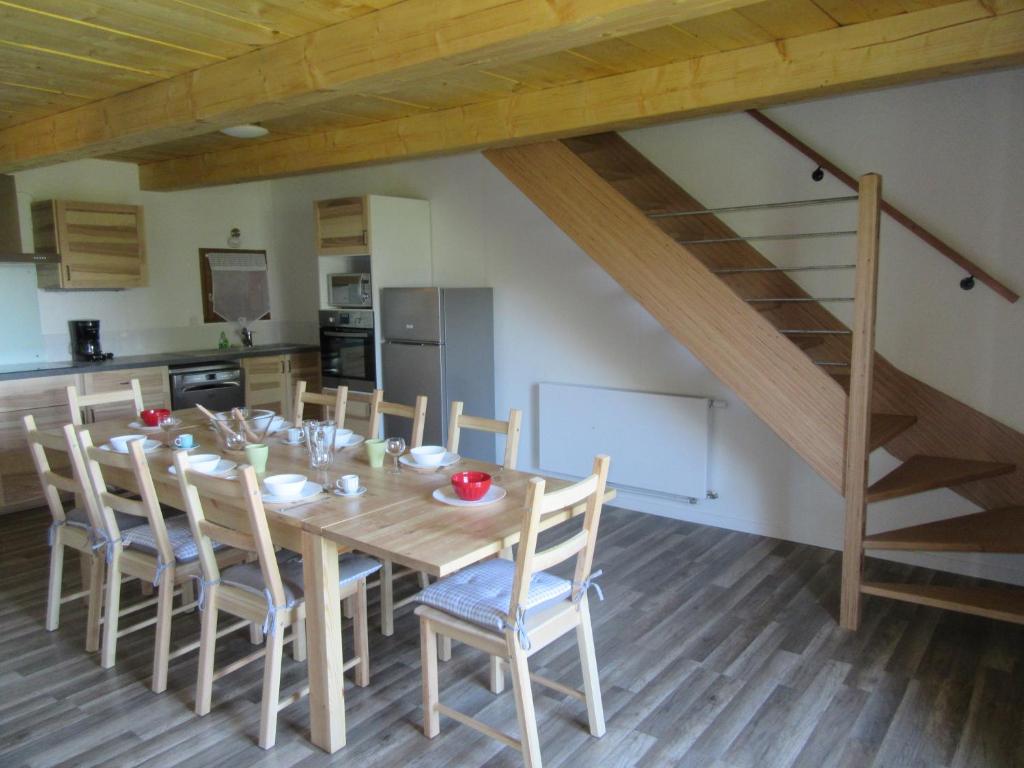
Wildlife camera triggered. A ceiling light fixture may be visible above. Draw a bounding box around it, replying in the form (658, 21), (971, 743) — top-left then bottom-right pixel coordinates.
(219, 124), (269, 139)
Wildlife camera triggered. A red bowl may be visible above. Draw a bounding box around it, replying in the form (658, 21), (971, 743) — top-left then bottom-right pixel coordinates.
(450, 471), (492, 501)
(140, 408), (170, 427)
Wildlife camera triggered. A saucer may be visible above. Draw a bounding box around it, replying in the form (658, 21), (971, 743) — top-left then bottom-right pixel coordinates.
(336, 434), (365, 449)
(431, 484), (506, 507)
(334, 486), (367, 498)
(278, 436), (305, 446)
(126, 420), (162, 431)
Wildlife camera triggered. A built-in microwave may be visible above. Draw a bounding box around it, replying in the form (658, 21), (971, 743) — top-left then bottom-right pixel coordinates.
(327, 272), (372, 308)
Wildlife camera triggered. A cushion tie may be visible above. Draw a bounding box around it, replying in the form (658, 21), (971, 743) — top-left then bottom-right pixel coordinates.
(261, 587), (296, 635)
(192, 576), (221, 611)
(47, 520), (65, 547)
(89, 530), (121, 564)
(501, 605), (531, 651)
(152, 556), (169, 587)
(572, 569), (604, 605)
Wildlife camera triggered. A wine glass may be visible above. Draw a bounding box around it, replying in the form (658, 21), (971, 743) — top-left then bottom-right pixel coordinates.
(385, 437), (406, 474)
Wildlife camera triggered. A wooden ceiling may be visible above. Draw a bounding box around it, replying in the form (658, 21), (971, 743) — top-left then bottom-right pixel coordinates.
(0, 0), (1021, 190)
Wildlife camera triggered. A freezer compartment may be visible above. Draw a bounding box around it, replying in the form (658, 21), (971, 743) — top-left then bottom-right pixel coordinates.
(380, 287), (443, 343)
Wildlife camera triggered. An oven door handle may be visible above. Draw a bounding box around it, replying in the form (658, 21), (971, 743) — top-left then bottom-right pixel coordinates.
(180, 382), (241, 392)
(322, 331), (371, 339)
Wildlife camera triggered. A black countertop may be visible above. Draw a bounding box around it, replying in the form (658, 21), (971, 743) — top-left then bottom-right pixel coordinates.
(0, 343), (320, 382)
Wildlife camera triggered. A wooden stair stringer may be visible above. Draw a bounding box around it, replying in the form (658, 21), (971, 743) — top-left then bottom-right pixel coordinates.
(484, 140), (848, 492)
(563, 132), (1024, 511)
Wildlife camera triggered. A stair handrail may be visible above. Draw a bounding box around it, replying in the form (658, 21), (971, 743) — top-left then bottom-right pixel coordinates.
(747, 110), (1018, 304)
(841, 173), (882, 630)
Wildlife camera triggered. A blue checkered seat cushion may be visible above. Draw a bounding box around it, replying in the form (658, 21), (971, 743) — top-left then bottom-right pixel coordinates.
(122, 516), (225, 563)
(220, 553), (382, 601)
(66, 506), (149, 533)
(416, 558), (572, 632)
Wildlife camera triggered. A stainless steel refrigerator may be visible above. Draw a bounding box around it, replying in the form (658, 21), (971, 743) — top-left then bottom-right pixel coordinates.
(380, 287), (495, 462)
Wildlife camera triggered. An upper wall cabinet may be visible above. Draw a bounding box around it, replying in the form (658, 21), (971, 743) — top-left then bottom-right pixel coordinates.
(315, 196), (369, 255)
(32, 200), (147, 289)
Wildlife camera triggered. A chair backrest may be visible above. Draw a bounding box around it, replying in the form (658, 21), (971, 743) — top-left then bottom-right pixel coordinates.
(510, 455), (610, 618)
(293, 381), (348, 425)
(347, 389), (384, 437)
(22, 415), (100, 529)
(172, 451), (287, 608)
(66, 379), (144, 426)
(79, 431), (167, 559)
(446, 401), (522, 469)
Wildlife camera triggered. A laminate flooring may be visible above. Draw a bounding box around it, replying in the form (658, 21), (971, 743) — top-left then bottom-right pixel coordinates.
(0, 507), (1021, 767)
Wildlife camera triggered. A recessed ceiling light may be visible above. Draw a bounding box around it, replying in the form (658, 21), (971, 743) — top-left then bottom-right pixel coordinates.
(219, 124), (269, 139)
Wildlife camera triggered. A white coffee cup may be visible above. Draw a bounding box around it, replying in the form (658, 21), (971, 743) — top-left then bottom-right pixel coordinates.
(286, 427), (303, 444)
(337, 474), (359, 495)
(109, 434), (146, 453)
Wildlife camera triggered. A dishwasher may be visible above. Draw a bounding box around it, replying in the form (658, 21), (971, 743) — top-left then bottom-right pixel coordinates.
(169, 361), (245, 412)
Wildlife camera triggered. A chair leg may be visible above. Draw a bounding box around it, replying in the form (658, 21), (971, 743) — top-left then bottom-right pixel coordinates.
(576, 598), (605, 737)
(152, 568), (175, 693)
(249, 623), (264, 645)
(438, 635), (452, 661)
(353, 581), (370, 687)
(420, 617), (440, 738)
(79, 551), (91, 592)
(342, 596), (354, 619)
(380, 560), (395, 636)
(195, 590), (218, 716)
(509, 645), (543, 768)
(45, 539), (65, 631)
(489, 656), (505, 694)
(258, 623), (286, 749)
(140, 580), (154, 597)
(292, 618), (307, 662)
(180, 578), (196, 611)
(417, 571), (430, 589)
(101, 555), (122, 669)
(85, 552), (104, 653)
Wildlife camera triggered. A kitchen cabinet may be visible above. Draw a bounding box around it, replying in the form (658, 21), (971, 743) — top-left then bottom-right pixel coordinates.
(0, 374), (80, 512)
(32, 200), (147, 289)
(81, 366), (170, 422)
(243, 352), (321, 421)
(315, 196), (368, 255)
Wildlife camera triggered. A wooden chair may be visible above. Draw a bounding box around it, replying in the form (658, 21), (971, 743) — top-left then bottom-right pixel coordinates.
(23, 416), (106, 651)
(292, 381), (348, 425)
(415, 455), (611, 768)
(172, 450), (381, 749)
(77, 429), (237, 692)
(352, 390), (428, 635)
(66, 379), (144, 425)
(447, 401), (523, 470)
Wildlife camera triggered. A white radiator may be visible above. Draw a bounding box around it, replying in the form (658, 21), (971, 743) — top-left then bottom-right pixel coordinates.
(538, 382), (715, 502)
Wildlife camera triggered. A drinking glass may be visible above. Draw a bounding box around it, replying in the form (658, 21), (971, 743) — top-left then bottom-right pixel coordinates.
(304, 420), (337, 485)
(385, 437), (406, 474)
(158, 412), (177, 447)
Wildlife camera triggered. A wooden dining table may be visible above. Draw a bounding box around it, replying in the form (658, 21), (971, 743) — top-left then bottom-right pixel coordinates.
(71, 409), (614, 754)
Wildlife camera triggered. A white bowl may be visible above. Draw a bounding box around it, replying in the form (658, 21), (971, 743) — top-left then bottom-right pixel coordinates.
(409, 445), (446, 467)
(187, 453), (222, 474)
(109, 434), (146, 453)
(263, 473), (307, 499)
(333, 428), (354, 447)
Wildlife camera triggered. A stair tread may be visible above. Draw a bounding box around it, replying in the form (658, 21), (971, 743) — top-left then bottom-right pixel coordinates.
(861, 581), (1024, 624)
(864, 506), (1024, 552)
(870, 413), (917, 451)
(867, 455), (1015, 502)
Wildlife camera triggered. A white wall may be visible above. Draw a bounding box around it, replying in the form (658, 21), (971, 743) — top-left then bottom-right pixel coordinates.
(10, 160), (316, 360)
(266, 68), (1024, 585)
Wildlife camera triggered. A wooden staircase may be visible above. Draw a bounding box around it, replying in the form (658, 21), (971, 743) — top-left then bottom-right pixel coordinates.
(485, 133), (1024, 629)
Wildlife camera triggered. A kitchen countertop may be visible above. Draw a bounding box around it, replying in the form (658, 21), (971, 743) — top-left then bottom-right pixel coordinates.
(0, 343), (320, 382)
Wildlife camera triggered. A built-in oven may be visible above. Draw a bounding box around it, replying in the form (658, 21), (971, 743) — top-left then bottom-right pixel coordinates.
(319, 309), (376, 391)
(326, 272), (372, 308)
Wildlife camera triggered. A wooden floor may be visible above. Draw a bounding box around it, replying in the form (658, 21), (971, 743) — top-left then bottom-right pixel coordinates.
(1, 507), (1021, 768)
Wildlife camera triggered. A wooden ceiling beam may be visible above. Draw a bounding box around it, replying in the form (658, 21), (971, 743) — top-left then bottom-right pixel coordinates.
(0, 0), (764, 172)
(137, 0), (1024, 190)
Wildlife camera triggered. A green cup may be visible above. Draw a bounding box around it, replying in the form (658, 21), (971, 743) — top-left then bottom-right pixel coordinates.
(365, 438), (386, 468)
(244, 443), (269, 475)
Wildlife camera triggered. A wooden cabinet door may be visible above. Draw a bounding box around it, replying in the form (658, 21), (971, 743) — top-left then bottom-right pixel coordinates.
(32, 200), (147, 289)
(82, 366), (170, 422)
(0, 374), (81, 512)
(315, 196), (369, 255)
(243, 355), (286, 413)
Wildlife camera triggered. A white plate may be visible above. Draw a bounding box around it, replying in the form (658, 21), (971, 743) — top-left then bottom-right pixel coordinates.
(268, 417), (288, 434)
(337, 434), (365, 449)
(400, 452), (460, 469)
(431, 484), (506, 507)
(334, 486), (367, 498)
(126, 420), (162, 431)
(262, 480), (322, 505)
(168, 459), (237, 476)
(102, 439), (163, 454)
(278, 436), (305, 446)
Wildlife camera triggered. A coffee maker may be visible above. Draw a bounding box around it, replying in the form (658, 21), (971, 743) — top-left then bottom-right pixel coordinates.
(70, 319), (114, 362)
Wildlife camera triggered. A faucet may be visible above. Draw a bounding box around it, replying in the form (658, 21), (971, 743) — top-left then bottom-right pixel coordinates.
(240, 327), (254, 347)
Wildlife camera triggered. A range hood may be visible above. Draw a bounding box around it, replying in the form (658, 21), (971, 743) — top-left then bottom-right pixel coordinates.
(0, 174), (56, 263)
